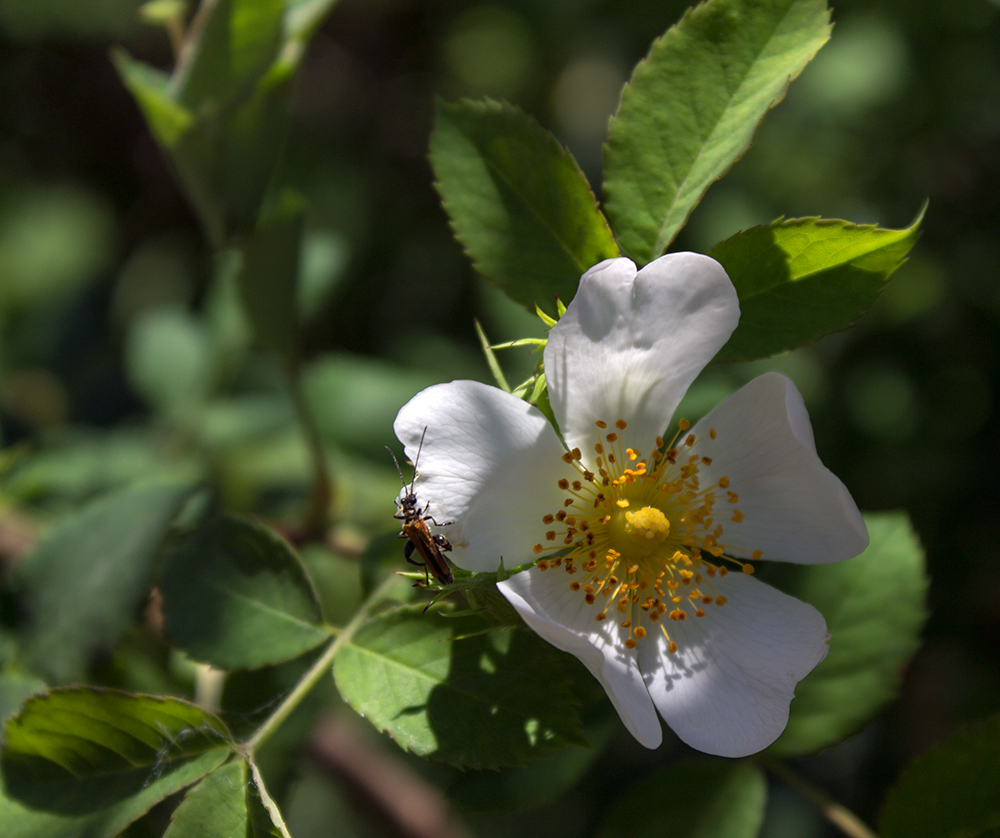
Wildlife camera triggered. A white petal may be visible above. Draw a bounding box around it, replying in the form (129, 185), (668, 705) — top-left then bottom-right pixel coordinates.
(393, 381), (573, 571)
(499, 567), (662, 748)
(546, 253), (739, 461)
(639, 572), (828, 757)
(691, 372), (868, 564)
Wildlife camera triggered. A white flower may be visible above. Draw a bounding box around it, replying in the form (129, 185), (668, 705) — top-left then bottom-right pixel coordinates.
(393, 254), (868, 757)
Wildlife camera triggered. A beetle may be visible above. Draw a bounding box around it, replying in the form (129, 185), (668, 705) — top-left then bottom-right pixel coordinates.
(386, 428), (454, 585)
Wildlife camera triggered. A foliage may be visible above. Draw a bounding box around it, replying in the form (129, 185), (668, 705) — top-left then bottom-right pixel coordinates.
(1, 0), (994, 835)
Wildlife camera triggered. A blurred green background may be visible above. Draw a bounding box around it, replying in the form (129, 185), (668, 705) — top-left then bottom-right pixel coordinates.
(1, 0), (999, 836)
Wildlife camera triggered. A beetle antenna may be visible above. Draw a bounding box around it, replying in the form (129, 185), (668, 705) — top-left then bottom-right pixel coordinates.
(410, 427), (428, 495)
(384, 446), (407, 488)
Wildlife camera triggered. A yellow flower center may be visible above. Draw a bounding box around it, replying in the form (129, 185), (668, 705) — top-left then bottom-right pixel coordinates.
(531, 418), (762, 654)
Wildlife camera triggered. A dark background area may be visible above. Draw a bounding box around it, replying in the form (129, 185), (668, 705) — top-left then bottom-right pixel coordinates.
(2, 0), (999, 835)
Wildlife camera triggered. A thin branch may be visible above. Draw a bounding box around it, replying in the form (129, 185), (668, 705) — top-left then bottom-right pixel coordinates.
(286, 355), (334, 541)
(766, 759), (881, 838)
(243, 576), (394, 755)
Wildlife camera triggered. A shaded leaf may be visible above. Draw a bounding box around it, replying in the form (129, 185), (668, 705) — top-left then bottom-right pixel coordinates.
(767, 513), (928, 756)
(334, 606), (586, 769)
(597, 760), (767, 838)
(164, 759), (285, 838)
(710, 212), (923, 361)
(604, 0), (831, 262)
(161, 515), (330, 670)
(125, 308), (215, 418)
(0, 688), (231, 817)
(17, 481), (194, 683)
(431, 99), (619, 316)
(879, 713), (1000, 838)
(236, 192), (305, 354)
(0, 749), (226, 838)
(172, 0), (285, 110)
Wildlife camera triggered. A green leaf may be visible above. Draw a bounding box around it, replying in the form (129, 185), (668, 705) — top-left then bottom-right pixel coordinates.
(596, 760), (767, 838)
(0, 749), (227, 838)
(604, 0), (831, 262)
(284, 0), (341, 45)
(0, 673), (46, 722)
(113, 51), (193, 147)
(172, 0), (284, 110)
(430, 99), (620, 316)
(0, 688), (231, 818)
(236, 192), (305, 354)
(125, 307), (216, 418)
(17, 481), (194, 683)
(710, 212), (923, 362)
(161, 515), (330, 670)
(767, 512), (928, 756)
(164, 759), (285, 838)
(333, 606), (586, 769)
(879, 713), (1000, 838)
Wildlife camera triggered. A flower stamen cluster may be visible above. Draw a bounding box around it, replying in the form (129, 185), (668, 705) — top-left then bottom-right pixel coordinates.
(532, 418), (762, 653)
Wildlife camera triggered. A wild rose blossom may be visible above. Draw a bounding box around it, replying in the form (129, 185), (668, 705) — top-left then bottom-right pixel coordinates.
(393, 253), (868, 757)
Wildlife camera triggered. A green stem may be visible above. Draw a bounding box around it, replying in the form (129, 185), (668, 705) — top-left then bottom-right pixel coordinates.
(766, 760), (880, 838)
(285, 355), (333, 540)
(244, 577), (393, 755)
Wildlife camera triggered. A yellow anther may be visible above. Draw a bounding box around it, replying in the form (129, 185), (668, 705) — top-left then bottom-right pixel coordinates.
(709, 428), (717, 440)
(752, 549), (763, 561)
(596, 420), (607, 429)
(537, 560), (549, 571)
(624, 506), (670, 542)
(616, 498), (630, 508)
(533, 544), (544, 554)
(743, 563), (755, 575)
(615, 419), (627, 429)
(678, 418), (690, 431)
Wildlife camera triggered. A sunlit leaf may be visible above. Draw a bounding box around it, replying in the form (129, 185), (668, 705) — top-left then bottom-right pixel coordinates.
(334, 605), (586, 769)
(17, 481), (194, 683)
(161, 515), (330, 670)
(431, 99), (619, 316)
(879, 712), (1000, 838)
(710, 212), (923, 361)
(767, 513), (928, 756)
(0, 688), (231, 818)
(597, 760), (767, 838)
(604, 0), (831, 262)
